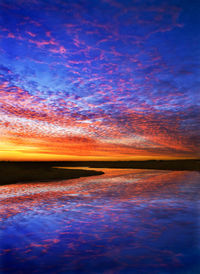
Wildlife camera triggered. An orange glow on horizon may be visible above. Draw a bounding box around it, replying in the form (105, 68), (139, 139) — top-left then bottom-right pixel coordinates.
(0, 141), (196, 161)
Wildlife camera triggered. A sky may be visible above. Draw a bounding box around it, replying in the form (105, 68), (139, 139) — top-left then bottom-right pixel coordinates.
(0, 0), (199, 161)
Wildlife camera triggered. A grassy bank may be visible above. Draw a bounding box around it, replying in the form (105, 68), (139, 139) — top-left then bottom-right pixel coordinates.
(75, 159), (200, 171)
(1, 159), (199, 186)
(0, 162), (104, 186)
(8, 159), (198, 171)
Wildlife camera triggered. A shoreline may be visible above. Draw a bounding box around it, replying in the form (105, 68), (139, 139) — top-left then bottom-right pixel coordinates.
(54, 159), (200, 172)
(0, 162), (104, 186)
(1, 159), (199, 186)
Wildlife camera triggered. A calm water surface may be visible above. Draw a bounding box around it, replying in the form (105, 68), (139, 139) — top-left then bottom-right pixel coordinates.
(0, 169), (200, 273)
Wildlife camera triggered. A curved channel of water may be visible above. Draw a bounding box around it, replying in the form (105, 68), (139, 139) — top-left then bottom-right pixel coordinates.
(0, 169), (200, 273)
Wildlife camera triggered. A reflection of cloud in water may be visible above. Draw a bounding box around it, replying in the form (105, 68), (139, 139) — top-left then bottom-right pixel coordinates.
(0, 169), (200, 273)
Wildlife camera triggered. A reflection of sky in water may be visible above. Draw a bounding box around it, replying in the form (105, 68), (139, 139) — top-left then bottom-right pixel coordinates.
(0, 169), (200, 273)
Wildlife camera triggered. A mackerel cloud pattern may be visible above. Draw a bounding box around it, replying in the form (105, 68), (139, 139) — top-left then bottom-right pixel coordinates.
(0, 0), (199, 160)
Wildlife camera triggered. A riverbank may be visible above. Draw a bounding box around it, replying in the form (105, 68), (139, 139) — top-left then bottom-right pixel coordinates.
(0, 162), (104, 186)
(9, 159), (198, 171)
(75, 159), (200, 171)
(1, 159), (199, 186)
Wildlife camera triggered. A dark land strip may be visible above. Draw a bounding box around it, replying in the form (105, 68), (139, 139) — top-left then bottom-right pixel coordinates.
(0, 162), (103, 186)
(0, 159), (199, 186)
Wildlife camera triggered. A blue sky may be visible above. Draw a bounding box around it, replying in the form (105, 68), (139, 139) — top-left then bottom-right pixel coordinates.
(0, 0), (199, 160)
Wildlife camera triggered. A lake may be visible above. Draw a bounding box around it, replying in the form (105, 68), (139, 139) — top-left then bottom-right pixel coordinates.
(0, 169), (200, 273)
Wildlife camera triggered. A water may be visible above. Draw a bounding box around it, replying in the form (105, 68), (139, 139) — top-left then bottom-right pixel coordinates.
(0, 169), (200, 273)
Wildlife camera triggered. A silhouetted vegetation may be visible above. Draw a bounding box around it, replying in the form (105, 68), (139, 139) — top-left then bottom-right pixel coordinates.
(0, 162), (103, 186)
(1, 159), (199, 186)
(12, 159), (198, 171)
(67, 159), (200, 171)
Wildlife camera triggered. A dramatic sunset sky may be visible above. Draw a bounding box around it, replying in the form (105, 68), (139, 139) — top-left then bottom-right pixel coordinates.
(0, 0), (199, 161)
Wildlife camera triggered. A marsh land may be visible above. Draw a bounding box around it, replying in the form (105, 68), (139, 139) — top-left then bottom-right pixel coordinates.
(0, 162), (103, 186)
(0, 159), (199, 185)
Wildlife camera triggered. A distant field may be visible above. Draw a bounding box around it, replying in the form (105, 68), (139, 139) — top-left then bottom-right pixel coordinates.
(0, 160), (199, 186)
(76, 159), (200, 171)
(11, 159), (198, 171)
